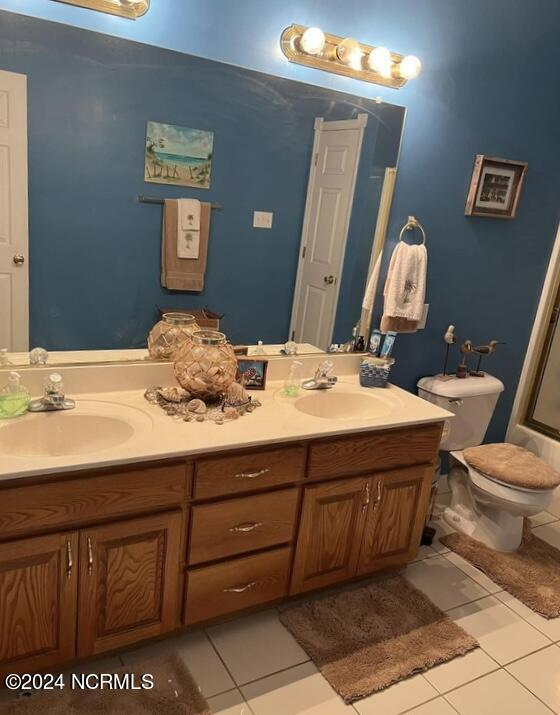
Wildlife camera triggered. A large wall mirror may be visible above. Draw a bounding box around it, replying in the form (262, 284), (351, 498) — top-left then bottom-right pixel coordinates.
(0, 11), (406, 367)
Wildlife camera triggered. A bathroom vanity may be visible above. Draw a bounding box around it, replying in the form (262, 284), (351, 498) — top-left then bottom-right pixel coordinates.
(0, 363), (447, 677)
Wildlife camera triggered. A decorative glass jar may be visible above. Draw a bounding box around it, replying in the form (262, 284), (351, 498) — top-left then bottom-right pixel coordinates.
(174, 330), (237, 399)
(147, 313), (200, 361)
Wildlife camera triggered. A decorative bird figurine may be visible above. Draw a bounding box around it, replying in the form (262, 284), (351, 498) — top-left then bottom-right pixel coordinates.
(471, 340), (501, 376)
(456, 339), (473, 378)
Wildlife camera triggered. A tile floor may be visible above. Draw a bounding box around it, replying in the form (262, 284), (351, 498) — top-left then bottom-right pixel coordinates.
(7, 485), (560, 714)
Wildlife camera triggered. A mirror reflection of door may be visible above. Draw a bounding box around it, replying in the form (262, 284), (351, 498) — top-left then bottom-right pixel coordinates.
(290, 115), (367, 350)
(0, 69), (29, 351)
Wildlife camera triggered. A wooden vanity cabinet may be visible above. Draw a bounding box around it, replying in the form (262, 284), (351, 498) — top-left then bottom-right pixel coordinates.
(77, 511), (182, 657)
(0, 532), (79, 676)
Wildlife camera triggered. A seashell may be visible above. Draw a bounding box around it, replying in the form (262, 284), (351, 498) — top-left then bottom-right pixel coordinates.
(144, 387), (161, 404)
(226, 382), (250, 406)
(157, 386), (190, 403)
(196, 414), (205, 422)
(215, 417), (224, 425)
(223, 407), (240, 420)
(187, 399), (207, 414)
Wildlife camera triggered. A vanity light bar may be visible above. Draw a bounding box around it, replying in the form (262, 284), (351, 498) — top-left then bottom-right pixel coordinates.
(51, 0), (150, 20)
(280, 24), (421, 89)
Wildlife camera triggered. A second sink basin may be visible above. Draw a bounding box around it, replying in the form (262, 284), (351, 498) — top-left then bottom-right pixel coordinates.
(0, 400), (153, 458)
(292, 388), (396, 420)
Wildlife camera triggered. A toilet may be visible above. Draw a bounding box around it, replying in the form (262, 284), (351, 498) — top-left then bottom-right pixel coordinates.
(418, 374), (558, 551)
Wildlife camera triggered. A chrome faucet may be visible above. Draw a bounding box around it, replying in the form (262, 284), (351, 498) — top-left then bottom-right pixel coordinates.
(302, 360), (338, 390)
(28, 373), (76, 412)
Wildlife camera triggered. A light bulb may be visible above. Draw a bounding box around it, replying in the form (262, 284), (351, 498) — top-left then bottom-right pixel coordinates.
(300, 27), (326, 55)
(337, 38), (362, 70)
(367, 47), (392, 77)
(399, 55), (422, 79)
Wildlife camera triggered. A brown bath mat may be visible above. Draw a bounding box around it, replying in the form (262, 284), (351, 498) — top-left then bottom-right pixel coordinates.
(0, 653), (210, 715)
(279, 574), (478, 703)
(441, 521), (560, 618)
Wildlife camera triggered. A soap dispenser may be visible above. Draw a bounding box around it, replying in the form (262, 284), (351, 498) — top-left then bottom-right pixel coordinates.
(0, 371), (30, 419)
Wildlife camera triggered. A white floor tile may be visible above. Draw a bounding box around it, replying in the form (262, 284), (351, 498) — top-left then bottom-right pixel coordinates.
(495, 590), (560, 642)
(447, 595), (551, 665)
(207, 609), (309, 686)
(120, 630), (235, 698)
(353, 675), (438, 715)
(443, 551), (501, 594)
(208, 688), (254, 715)
(404, 556), (489, 611)
(445, 669), (551, 714)
(413, 543), (438, 562)
(533, 521), (560, 549)
(407, 697), (457, 715)
(241, 661), (350, 715)
(506, 644), (560, 713)
(529, 510), (558, 527)
(428, 518), (455, 555)
(423, 648), (499, 693)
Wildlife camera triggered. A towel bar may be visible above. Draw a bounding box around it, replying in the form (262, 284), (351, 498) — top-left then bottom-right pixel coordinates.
(399, 215), (426, 245)
(138, 195), (223, 210)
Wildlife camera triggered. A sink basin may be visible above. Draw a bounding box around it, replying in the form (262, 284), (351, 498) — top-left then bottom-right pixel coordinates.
(293, 389), (396, 420)
(0, 401), (153, 458)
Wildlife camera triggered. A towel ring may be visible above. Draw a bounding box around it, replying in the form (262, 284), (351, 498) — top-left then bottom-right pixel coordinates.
(399, 215), (426, 245)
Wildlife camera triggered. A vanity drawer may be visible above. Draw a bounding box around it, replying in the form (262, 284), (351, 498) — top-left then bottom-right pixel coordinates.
(0, 461), (189, 539)
(194, 445), (306, 499)
(184, 547), (290, 625)
(189, 488), (298, 565)
(308, 423), (443, 481)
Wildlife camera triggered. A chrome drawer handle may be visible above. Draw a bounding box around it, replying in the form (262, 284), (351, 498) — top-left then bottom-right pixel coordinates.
(66, 540), (73, 579)
(234, 468), (269, 479)
(87, 537), (94, 576)
(223, 581), (257, 594)
(229, 522), (263, 533)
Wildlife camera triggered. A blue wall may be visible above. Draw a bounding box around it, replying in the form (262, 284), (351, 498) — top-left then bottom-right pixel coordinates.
(0, 11), (403, 349)
(1, 0), (560, 442)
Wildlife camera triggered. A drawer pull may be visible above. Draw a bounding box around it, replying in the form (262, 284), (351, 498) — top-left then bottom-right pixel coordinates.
(223, 581), (257, 594)
(234, 468), (270, 479)
(229, 521), (263, 533)
(87, 537), (94, 576)
(66, 540), (73, 579)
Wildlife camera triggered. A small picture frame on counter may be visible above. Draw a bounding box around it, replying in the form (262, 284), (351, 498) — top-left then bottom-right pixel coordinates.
(237, 359), (268, 390)
(465, 155), (527, 219)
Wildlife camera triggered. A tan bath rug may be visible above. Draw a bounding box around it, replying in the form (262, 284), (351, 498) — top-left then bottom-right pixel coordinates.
(279, 574), (478, 703)
(441, 520), (560, 618)
(0, 653), (210, 715)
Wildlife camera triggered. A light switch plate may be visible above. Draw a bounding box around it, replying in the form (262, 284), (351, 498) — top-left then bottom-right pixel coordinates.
(418, 303), (429, 330)
(253, 211), (273, 229)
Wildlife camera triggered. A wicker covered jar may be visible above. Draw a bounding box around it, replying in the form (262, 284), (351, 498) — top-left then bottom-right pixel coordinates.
(173, 329), (237, 399)
(147, 312), (200, 361)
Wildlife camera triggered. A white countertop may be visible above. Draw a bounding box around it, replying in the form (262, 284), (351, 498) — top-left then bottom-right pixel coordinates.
(0, 375), (452, 483)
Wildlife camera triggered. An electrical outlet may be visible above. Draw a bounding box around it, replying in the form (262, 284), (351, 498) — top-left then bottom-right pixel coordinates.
(253, 211), (273, 229)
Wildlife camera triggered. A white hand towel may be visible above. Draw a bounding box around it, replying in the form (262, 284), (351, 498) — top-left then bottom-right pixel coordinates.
(177, 199), (201, 259)
(362, 252), (382, 311)
(382, 241), (427, 322)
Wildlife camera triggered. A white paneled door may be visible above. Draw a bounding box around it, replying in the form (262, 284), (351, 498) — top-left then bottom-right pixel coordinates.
(0, 70), (29, 351)
(290, 114), (366, 350)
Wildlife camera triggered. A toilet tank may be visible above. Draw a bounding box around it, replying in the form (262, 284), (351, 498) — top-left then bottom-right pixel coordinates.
(417, 374), (504, 451)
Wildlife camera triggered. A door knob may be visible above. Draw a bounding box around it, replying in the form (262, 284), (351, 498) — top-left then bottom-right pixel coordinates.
(323, 275), (335, 285)
(13, 255), (25, 266)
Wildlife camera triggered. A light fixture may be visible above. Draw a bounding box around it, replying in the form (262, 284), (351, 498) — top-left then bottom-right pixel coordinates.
(281, 24), (422, 89)
(367, 47), (392, 78)
(51, 0), (149, 20)
(299, 27), (326, 55)
(399, 55), (422, 79)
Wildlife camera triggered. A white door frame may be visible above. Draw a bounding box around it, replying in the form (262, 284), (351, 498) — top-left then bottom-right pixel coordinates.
(289, 114), (367, 347)
(0, 69), (29, 351)
(507, 221), (560, 468)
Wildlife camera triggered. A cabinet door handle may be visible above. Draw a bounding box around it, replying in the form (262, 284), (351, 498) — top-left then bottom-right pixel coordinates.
(66, 540), (73, 579)
(376, 481), (382, 503)
(234, 468), (269, 479)
(362, 481), (370, 510)
(229, 521), (263, 533)
(223, 581), (257, 594)
(87, 537), (94, 576)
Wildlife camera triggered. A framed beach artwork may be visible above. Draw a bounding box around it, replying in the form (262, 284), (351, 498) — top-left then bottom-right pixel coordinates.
(465, 155), (527, 219)
(237, 359), (268, 390)
(145, 121), (214, 189)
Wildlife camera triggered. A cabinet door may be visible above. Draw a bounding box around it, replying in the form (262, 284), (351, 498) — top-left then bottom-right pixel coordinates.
(357, 464), (432, 575)
(0, 531), (78, 675)
(290, 477), (368, 595)
(78, 511), (182, 656)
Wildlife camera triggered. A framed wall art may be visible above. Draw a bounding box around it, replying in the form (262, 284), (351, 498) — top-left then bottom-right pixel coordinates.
(465, 155), (527, 219)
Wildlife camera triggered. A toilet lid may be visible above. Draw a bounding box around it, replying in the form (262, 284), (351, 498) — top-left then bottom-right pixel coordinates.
(463, 443), (560, 491)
